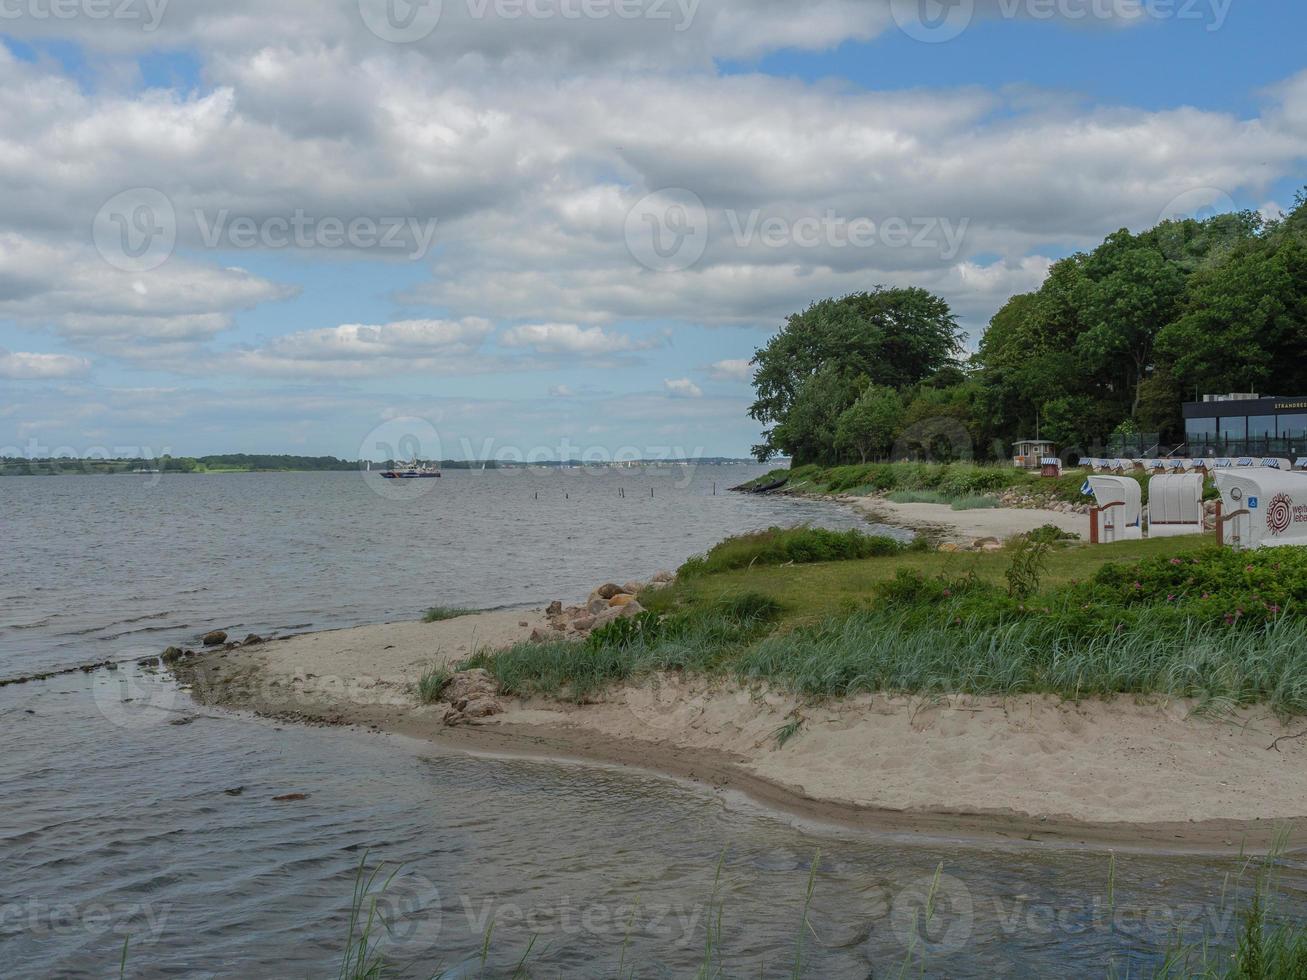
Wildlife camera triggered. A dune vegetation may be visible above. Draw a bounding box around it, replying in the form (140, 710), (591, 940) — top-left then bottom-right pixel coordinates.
(465, 528), (1307, 718)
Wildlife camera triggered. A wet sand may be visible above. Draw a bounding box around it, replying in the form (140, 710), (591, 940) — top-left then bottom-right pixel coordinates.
(178, 609), (1307, 855)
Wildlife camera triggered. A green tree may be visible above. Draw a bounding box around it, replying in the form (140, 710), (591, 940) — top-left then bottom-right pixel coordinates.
(1074, 229), (1186, 418)
(749, 288), (963, 462)
(835, 385), (904, 463)
(765, 366), (864, 465)
(1155, 194), (1307, 398)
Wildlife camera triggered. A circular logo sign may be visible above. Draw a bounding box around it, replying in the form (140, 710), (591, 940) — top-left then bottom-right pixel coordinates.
(91, 658), (181, 730)
(1157, 186), (1237, 227)
(358, 0), (443, 43)
(890, 872), (974, 955)
(1267, 492), (1293, 536)
(890, 0), (976, 43)
(624, 188), (709, 273)
(359, 415), (444, 500)
(371, 870), (443, 956)
(93, 188), (177, 273)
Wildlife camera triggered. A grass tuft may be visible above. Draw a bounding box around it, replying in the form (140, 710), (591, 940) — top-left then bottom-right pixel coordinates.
(415, 664), (454, 703)
(772, 715), (804, 748)
(423, 606), (477, 623)
(949, 494), (1000, 510)
(886, 489), (950, 505)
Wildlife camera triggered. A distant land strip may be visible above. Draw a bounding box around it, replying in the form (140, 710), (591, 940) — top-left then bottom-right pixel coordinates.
(0, 454), (760, 476)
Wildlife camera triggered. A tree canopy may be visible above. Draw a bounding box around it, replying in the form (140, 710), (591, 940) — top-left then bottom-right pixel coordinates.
(749, 188), (1307, 463)
(749, 287), (964, 462)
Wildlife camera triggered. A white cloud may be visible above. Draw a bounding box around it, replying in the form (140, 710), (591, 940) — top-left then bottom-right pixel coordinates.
(0, 348), (91, 380)
(0, 0), (1182, 72)
(548, 384), (576, 397)
(2, 44), (1305, 353)
(232, 318), (494, 377)
(0, 233), (294, 354)
(709, 359), (754, 382)
(664, 377), (704, 398)
(498, 323), (662, 355)
(2, 13), (1306, 456)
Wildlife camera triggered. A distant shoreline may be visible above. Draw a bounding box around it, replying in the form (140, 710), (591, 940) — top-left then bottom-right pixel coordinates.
(0, 457), (762, 477)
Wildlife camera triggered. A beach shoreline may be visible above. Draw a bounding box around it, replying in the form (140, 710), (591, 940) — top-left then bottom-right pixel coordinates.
(175, 603), (1307, 856)
(843, 494), (1088, 543)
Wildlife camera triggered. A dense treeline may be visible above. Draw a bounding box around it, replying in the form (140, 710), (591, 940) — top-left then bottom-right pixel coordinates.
(750, 190), (1307, 464)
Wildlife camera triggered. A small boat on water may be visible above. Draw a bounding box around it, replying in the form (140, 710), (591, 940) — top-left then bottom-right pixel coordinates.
(379, 461), (442, 479)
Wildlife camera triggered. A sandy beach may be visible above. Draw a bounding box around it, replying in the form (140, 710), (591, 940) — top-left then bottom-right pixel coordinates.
(180, 600), (1307, 853)
(844, 495), (1088, 544)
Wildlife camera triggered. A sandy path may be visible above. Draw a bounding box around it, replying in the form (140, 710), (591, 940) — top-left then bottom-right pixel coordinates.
(847, 496), (1086, 543)
(179, 610), (1307, 851)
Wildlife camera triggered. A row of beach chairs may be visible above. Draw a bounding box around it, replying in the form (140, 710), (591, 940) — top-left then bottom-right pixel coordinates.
(1082, 457), (1307, 473)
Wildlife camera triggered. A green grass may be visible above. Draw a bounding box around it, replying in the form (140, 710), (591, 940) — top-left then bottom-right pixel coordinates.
(949, 494), (1001, 510)
(422, 606), (477, 623)
(772, 715), (804, 748)
(1153, 831), (1307, 979)
(743, 460), (1182, 506)
(647, 534), (1211, 629)
(736, 609), (1307, 717)
(886, 489), (950, 504)
(886, 489), (999, 509)
(465, 592), (783, 701)
(677, 525), (916, 579)
(414, 664), (453, 704)
(470, 531), (1307, 717)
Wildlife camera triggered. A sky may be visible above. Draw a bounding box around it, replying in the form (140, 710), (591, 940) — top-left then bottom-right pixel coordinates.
(1, 0), (1305, 462)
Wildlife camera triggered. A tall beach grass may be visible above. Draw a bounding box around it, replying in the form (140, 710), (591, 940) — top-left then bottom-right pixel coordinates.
(737, 609), (1307, 717)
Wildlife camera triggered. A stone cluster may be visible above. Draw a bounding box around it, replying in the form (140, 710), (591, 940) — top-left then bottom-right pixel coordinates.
(528, 570), (676, 641)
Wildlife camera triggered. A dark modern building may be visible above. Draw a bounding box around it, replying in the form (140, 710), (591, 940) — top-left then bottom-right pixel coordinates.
(1183, 393), (1307, 457)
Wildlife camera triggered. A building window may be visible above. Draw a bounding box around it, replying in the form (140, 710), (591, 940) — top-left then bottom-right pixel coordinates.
(1219, 417), (1247, 442)
(1248, 415), (1276, 440)
(1279, 413), (1307, 440)
(1186, 416), (1216, 448)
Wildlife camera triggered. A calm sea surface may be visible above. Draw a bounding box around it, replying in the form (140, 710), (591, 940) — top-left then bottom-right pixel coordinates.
(1, 466), (877, 678)
(1, 467), (1302, 977)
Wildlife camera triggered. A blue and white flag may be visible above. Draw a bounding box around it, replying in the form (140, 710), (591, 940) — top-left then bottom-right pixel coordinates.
(1080, 479), (1095, 497)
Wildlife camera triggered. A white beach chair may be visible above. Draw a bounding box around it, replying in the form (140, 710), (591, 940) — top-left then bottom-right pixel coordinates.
(1088, 475), (1143, 543)
(1147, 473), (1205, 538)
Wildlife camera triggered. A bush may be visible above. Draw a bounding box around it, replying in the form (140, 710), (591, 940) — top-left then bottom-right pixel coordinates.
(877, 568), (995, 610)
(1026, 524), (1080, 544)
(938, 463), (1017, 497)
(678, 526), (908, 578)
(877, 544), (1307, 638)
(1077, 545), (1307, 628)
(1004, 535), (1052, 599)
